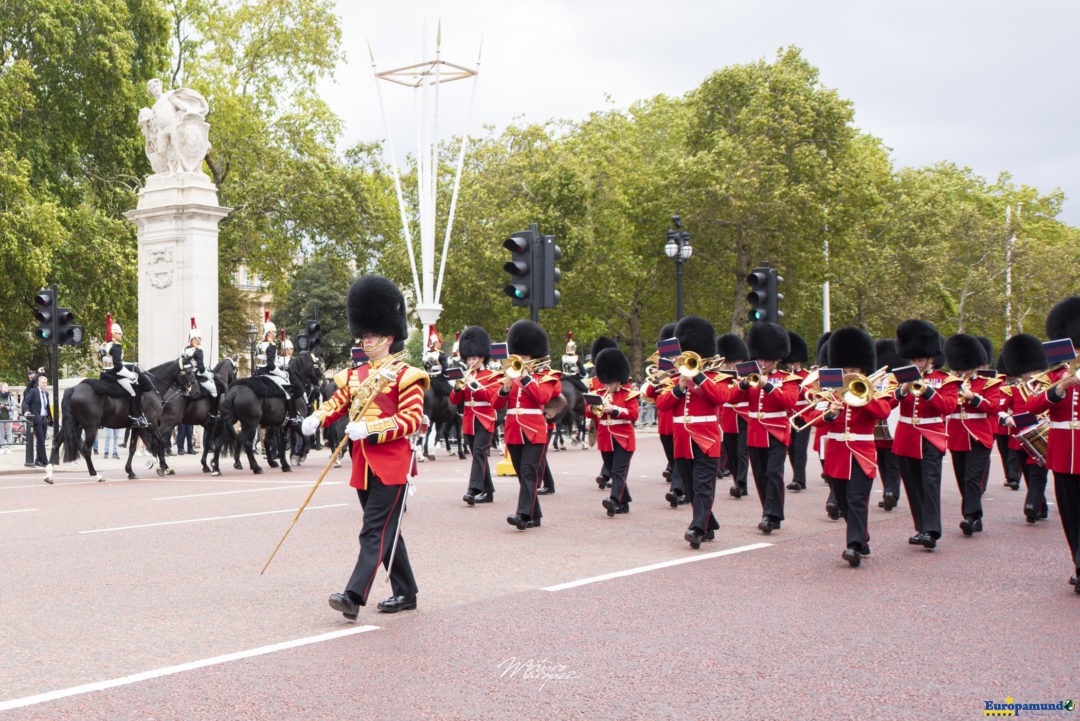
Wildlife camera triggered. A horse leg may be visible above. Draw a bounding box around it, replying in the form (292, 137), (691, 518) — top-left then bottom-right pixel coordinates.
(279, 428), (292, 472)
(423, 425), (435, 461)
(456, 418), (466, 459)
(245, 425), (263, 474)
(125, 432), (139, 480)
(200, 422), (212, 473)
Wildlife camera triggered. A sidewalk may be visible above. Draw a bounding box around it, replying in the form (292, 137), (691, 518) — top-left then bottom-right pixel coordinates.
(0, 440), (208, 477)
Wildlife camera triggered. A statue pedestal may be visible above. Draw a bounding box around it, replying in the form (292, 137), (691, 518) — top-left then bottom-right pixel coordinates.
(124, 172), (230, 366)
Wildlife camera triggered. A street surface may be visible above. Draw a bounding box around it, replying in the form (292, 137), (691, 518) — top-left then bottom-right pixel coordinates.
(0, 430), (1076, 720)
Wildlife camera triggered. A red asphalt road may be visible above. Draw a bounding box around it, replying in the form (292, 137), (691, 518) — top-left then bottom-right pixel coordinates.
(1, 433), (1076, 720)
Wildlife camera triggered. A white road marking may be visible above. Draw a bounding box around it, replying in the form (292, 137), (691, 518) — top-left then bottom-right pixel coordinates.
(154, 484), (320, 500)
(78, 503), (349, 534)
(542, 542), (773, 592)
(0, 508), (37, 515)
(0, 625), (380, 711)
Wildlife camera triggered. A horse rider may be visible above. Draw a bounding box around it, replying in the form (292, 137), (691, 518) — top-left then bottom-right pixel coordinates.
(561, 332), (588, 394)
(255, 312), (304, 424)
(182, 317), (220, 421)
(99, 316), (149, 428)
(422, 328), (446, 378)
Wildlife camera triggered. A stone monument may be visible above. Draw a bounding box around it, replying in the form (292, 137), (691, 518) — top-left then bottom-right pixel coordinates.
(125, 78), (230, 366)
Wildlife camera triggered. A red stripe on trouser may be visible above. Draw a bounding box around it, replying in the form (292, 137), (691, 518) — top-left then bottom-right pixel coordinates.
(361, 485), (405, 601)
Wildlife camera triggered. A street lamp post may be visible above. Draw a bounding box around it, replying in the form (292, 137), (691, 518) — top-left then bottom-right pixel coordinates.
(1005, 202), (1022, 338)
(664, 214), (693, 320)
(247, 323), (258, 376)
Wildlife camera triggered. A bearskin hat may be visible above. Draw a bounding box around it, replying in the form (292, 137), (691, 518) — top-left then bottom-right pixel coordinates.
(347, 275), (409, 351)
(1046, 296), (1080, 346)
(674, 315), (716, 358)
(507, 319), (548, 358)
(827, 327), (876, 375)
(976, 336), (993, 366)
(458, 325), (491, 362)
(717, 333), (750, 362)
(816, 332), (832, 357)
(944, 333), (987, 372)
(1001, 333), (1048, 377)
(657, 322), (677, 343)
(934, 336), (946, 370)
(747, 322), (790, 362)
(874, 338), (903, 371)
(896, 319), (941, 360)
(594, 347), (631, 384)
(591, 336), (619, 360)
(785, 331), (809, 364)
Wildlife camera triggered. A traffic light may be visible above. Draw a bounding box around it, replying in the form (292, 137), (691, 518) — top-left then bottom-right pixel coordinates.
(746, 263), (783, 323)
(539, 234), (561, 309)
(502, 227), (538, 308)
(33, 288), (56, 344)
(55, 306), (83, 346)
(305, 318), (321, 356)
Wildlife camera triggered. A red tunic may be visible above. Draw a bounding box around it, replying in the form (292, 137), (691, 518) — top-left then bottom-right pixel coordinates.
(644, 381), (675, 435)
(718, 377), (745, 435)
(1026, 367), (1080, 474)
(592, 385), (640, 452)
(729, 373), (800, 448)
(819, 397), (895, 479)
(945, 376), (1003, 451)
(1002, 380), (1044, 466)
(655, 371), (733, 458)
(892, 370), (959, 458)
(318, 361), (428, 489)
(492, 369), (561, 445)
(449, 368), (498, 435)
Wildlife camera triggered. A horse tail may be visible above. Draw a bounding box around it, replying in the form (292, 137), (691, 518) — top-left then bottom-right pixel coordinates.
(60, 389), (81, 464)
(214, 388), (241, 457)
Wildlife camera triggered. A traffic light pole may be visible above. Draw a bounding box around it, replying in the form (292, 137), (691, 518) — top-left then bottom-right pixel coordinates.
(48, 284), (60, 459)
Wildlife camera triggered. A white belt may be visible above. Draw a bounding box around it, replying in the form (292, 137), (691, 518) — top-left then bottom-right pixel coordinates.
(825, 432), (875, 442)
(674, 415), (718, 424)
(600, 419), (632, 426)
(899, 416), (944, 426)
(506, 408), (543, 415)
(464, 401), (490, 407)
(947, 412), (986, 420)
(1050, 421), (1080, 430)
(723, 402), (748, 409)
(750, 411), (788, 419)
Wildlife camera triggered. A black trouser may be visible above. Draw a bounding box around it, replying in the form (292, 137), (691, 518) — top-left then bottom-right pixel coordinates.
(1022, 462), (1049, 516)
(25, 423), (36, 465)
(675, 445), (719, 535)
(996, 434), (1022, 485)
(748, 436), (788, 521)
(345, 473), (417, 605)
(659, 433), (683, 494)
(878, 445), (901, 498)
(1053, 471), (1080, 573)
(787, 423), (810, 487)
(32, 415), (49, 464)
(722, 419), (749, 490)
(898, 439), (944, 538)
(465, 425), (494, 495)
(602, 441), (633, 506)
(826, 463), (873, 552)
(508, 442), (545, 520)
(951, 443), (992, 520)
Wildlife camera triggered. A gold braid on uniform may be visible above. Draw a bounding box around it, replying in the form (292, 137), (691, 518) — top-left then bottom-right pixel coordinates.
(319, 365), (429, 442)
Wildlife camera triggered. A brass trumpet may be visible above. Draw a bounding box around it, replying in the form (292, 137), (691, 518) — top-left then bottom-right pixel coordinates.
(502, 354), (551, 379)
(674, 351), (728, 379)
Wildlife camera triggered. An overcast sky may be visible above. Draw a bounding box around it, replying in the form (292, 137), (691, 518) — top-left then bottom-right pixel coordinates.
(320, 0), (1080, 225)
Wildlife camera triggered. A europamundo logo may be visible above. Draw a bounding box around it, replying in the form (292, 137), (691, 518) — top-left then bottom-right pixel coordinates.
(984, 697), (1075, 716)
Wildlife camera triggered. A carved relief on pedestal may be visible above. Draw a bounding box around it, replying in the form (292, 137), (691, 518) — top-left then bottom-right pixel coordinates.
(146, 247), (175, 289)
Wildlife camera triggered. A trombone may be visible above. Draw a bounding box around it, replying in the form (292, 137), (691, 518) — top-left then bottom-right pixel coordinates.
(501, 354), (551, 379)
(788, 367), (893, 429)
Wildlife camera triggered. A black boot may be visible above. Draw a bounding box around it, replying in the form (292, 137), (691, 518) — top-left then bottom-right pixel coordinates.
(208, 396), (220, 422)
(129, 396), (149, 428)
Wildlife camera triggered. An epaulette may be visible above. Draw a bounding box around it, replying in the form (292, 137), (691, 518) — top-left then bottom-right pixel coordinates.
(940, 375), (963, 386)
(333, 369), (349, 388)
(400, 365), (430, 391)
(982, 377), (1004, 389)
(780, 373), (802, 383)
(539, 370), (561, 383)
(624, 389), (641, 401)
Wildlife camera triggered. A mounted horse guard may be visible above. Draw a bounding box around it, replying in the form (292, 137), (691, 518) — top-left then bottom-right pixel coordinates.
(99, 314), (149, 428)
(422, 327), (446, 378)
(254, 311), (304, 426)
(180, 317), (220, 421)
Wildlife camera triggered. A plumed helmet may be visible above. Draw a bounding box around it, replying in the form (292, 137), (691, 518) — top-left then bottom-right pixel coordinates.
(565, 332), (576, 354)
(827, 327), (877, 374)
(944, 333), (987, 372)
(1045, 296), (1080, 346)
(590, 336), (618, 360)
(347, 275), (409, 352)
(674, 316), (715, 358)
(111, 323), (123, 336)
(506, 319), (548, 358)
(785, 331), (809, 364)
(874, 338), (903, 371)
(1001, 333), (1048, 377)
(657, 322), (677, 343)
(262, 310), (275, 336)
(281, 338), (294, 351)
(896, 319), (940, 360)
(747, 322), (790, 362)
(427, 328), (443, 350)
(188, 317), (201, 341)
(594, 347), (631, 384)
(458, 325), (492, 362)
(717, 333), (750, 362)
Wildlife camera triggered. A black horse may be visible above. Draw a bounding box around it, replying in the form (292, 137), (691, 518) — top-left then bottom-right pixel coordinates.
(210, 352), (323, 475)
(50, 371), (167, 482)
(422, 373), (464, 460)
(550, 378), (585, 451)
(144, 357), (236, 475)
(317, 377), (349, 467)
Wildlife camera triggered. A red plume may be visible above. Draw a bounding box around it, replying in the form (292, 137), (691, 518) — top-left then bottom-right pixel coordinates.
(567, 331), (573, 341)
(105, 313), (113, 342)
(280, 327), (287, 341)
(190, 317), (196, 329)
(264, 310), (270, 323)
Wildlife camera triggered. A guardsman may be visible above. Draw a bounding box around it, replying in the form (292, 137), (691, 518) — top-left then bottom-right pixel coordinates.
(494, 320), (561, 531)
(873, 339), (903, 512)
(99, 315), (149, 428)
(256, 312), (300, 421)
(1026, 296), (1080, 593)
(591, 346), (639, 516)
(816, 327), (896, 567)
(893, 319), (960, 551)
(300, 275), (429, 619)
(655, 316), (734, 549)
(784, 331), (812, 492)
(732, 322), (800, 535)
(453, 325), (499, 506)
(717, 333), (751, 500)
(182, 317), (220, 421)
(944, 333), (1001, 536)
(999, 333), (1050, 524)
(644, 323), (684, 504)
(587, 336), (619, 489)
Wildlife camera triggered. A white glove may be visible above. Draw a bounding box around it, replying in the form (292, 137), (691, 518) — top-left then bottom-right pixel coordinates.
(300, 413), (322, 436)
(346, 420), (370, 441)
(378, 367), (397, 381)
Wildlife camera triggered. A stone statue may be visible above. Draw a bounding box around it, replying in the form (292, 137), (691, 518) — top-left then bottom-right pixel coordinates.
(138, 78), (211, 175)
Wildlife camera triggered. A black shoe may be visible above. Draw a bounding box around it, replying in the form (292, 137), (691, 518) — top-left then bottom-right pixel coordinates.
(602, 497), (619, 517)
(1007, 479), (1020, 490)
(665, 490), (684, 508)
(595, 475), (608, 489)
(960, 517), (974, 536)
(165, 450), (174, 457)
(1024, 506), (1039, 523)
(825, 502), (841, 520)
(684, 528), (703, 549)
(786, 481), (805, 492)
(662, 468), (672, 481)
(972, 518), (983, 533)
(377, 594), (417, 613)
(842, 547), (861, 567)
(463, 493), (476, 506)
(703, 529), (715, 541)
(527, 517), (541, 528)
(730, 484), (746, 499)
(882, 492), (897, 511)
(507, 514), (529, 530)
(770, 519), (781, 531)
(537, 487), (555, 495)
(615, 504), (629, 515)
(859, 544), (871, 557)
(757, 516), (773, 535)
(1070, 575), (1077, 586)
(329, 592), (360, 621)
(920, 533), (937, 550)
(909, 532), (927, 545)
(474, 492), (493, 504)
(24, 463), (36, 468)
(93, 449), (99, 455)
(1039, 506), (1049, 520)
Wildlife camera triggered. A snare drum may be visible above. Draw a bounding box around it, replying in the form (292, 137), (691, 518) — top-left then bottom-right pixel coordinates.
(1017, 418), (1050, 467)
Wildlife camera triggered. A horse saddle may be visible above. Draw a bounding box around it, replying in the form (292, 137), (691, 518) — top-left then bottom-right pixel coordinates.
(543, 393), (567, 422)
(84, 377), (130, 398)
(237, 375), (288, 399)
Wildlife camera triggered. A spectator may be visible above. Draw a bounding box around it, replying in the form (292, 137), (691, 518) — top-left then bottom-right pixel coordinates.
(0, 383), (15, 452)
(22, 369), (40, 468)
(102, 427), (121, 459)
(21, 375), (53, 466)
